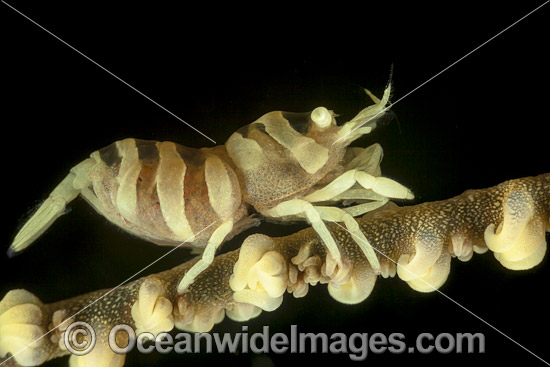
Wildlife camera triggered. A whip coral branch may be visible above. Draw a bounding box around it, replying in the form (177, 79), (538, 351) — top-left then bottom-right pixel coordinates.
(1, 174), (548, 366)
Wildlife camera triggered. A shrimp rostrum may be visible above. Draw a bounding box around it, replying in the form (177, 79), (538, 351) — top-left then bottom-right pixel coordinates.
(9, 83), (413, 293)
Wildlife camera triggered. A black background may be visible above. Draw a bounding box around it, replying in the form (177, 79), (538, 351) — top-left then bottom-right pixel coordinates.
(1, 1), (549, 367)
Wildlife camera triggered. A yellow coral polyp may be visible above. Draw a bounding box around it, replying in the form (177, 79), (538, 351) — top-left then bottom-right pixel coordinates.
(327, 263), (377, 304)
(131, 278), (174, 336)
(0, 290), (48, 367)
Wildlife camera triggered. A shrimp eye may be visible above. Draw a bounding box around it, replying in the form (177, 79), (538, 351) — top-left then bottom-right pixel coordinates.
(311, 107), (332, 128)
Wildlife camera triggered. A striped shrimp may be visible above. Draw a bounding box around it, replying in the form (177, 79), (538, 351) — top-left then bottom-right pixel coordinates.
(9, 83), (413, 293)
